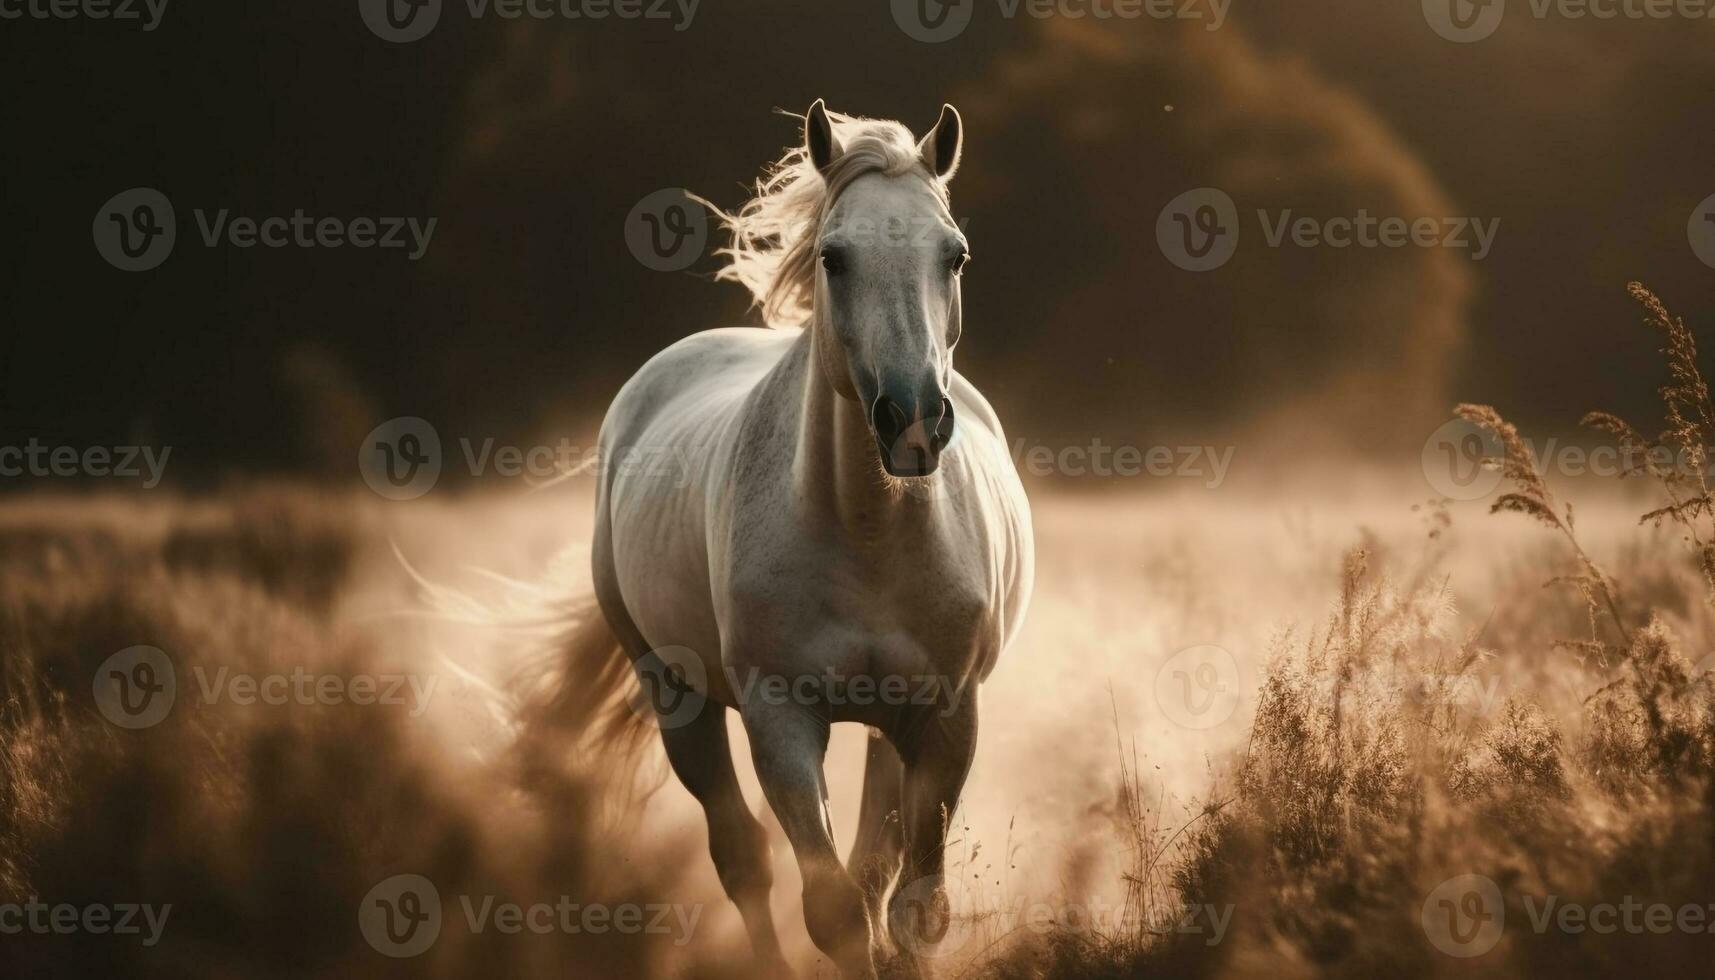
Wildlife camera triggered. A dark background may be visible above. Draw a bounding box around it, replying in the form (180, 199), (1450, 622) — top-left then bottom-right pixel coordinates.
(4, 0), (1713, 484)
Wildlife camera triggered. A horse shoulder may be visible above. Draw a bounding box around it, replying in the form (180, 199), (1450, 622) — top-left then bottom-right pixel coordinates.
(945, 373), (1035, 666)
(948, 370), (1006, 446)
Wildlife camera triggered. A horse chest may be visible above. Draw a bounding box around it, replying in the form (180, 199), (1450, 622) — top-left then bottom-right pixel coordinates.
(723, 520), (997, 685)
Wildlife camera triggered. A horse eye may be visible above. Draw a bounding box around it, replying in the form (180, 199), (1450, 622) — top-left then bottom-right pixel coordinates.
(950, 250), (971, 274)
(821, 247), (846, 275)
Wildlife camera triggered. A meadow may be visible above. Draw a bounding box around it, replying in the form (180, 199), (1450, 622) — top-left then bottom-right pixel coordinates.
(2, 286), (1711, 979)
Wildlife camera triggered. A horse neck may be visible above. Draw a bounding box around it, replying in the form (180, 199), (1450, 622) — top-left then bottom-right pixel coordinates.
(790, 320), (924, 537)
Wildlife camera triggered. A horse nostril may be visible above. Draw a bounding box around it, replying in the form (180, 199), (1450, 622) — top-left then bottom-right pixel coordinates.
(932, 397), (956, 450)
(872, 396), (910, 444)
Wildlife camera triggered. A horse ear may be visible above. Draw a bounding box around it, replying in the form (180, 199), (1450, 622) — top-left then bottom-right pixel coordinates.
(805, 99), (841, 174)
(918, 103), (963, 181)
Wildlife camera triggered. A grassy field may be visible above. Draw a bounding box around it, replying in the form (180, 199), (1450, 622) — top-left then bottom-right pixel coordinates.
(3, 289), (1712, 979)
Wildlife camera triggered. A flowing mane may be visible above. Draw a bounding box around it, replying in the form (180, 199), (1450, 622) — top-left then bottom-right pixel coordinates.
(699, 109), (946, 327)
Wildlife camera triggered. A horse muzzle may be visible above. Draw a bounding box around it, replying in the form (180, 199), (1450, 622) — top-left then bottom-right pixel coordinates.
(870, 391), (955, 477)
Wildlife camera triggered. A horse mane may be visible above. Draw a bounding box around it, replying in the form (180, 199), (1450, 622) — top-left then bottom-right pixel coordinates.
(698, 109), (946, 327)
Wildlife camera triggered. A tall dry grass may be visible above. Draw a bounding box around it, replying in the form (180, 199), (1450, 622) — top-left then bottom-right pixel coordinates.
(978, 284), (1715, 978)
(0, 488), (712, 978)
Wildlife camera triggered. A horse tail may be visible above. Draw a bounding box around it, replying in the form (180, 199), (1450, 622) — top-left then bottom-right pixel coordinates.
(393, 535), (654, 786)
(512, 593), (655, 777)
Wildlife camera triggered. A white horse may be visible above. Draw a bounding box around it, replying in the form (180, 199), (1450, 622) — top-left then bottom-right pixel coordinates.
(542, 101), (1033, 979)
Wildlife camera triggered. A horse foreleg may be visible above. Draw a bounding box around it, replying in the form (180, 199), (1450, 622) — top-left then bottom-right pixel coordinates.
(743, 702), (877, 980)
(656, 703), (791, 977)
(847, 729), (904, 954)
(887, 695), (978, 967)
